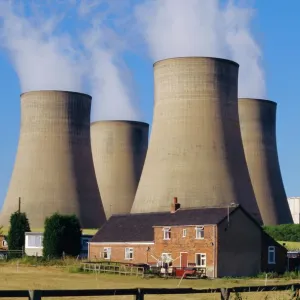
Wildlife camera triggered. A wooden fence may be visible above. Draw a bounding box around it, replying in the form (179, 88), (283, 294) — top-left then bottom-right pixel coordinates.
(81, 262), (144, 277)
(0, 284), (299, 300)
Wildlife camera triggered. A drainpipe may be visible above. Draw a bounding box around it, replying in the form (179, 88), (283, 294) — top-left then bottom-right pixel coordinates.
(213, 225), (217, 278)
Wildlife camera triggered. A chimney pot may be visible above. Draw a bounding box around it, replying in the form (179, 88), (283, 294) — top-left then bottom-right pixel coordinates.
(171, 197), (180, 213)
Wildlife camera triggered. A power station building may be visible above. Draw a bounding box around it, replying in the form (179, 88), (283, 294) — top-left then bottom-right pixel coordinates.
(238, 98), (293, 225)
(287, 197), (300, 224)
(131, 57), (262, 224)
(0, 90), (106, 228)
(91, 121), (149, 219)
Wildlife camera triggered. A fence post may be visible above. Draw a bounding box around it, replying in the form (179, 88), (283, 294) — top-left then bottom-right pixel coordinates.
(29, 290), (41, 300)
(135, 288), (144, 300)
(220, 288), (230, 300)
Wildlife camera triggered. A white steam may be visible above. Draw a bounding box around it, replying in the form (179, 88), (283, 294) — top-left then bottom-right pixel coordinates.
(134, 0), (266, 99)
(0, 0), (266, 118)
(0, 2), (84, 93)
(0, 1), (141, 122)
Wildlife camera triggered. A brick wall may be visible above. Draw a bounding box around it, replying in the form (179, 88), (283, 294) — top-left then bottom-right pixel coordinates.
(151, 225), (217, 277)
(88, 243), (152, 264)
(0, 235), (7, 250)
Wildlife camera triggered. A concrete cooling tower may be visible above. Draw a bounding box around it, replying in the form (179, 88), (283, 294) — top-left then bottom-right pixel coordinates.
(0, 90), (106, 228)
(238, 98), (293, 225)
(131, 57), (262, 224)
(91, 121), (149, 219)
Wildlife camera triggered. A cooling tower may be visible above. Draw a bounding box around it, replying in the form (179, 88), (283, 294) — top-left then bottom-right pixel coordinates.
(131, 57), (262, 223)
(91, 121), (149, 219)
(238, 98), (293, 225)
(0, 90), (106, 228)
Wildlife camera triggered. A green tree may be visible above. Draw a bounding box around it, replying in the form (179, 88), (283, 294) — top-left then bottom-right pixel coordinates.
(43, 213), (82, 258)
(7, 212), (31, 251)
(263, 224), (300, 242)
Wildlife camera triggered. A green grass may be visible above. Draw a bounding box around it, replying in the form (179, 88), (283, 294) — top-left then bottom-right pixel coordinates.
(278, 241), (300, 250)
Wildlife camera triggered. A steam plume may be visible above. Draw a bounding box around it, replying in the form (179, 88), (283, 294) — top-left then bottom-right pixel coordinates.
(0, 1), (142, 122)
(134, 0), (266, 99)
(0, 2), (84, 93)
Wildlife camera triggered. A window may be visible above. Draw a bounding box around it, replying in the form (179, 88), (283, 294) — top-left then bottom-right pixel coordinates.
(161, 253), (172, 262)
(2, 240), (7, 247)
(163, 227), (171, 240)
(103, 247), (111, 260)
(125, 248), (134, 260)
(195, 253), (206, 267)
(268, 246), (276, 264)
(182, 229), (187, 238)
(27, 235), (43, 248)
(195, 226), (204, 239)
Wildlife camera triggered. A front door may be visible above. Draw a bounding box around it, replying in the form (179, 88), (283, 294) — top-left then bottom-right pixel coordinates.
(180, 252), (188, 268)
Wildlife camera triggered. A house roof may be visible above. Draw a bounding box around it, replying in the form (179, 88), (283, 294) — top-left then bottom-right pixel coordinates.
(91, 206), (238, 243)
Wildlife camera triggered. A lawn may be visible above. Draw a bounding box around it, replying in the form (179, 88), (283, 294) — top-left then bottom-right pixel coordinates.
(0, 265), (298, 300)
(278, 241), (300, 250)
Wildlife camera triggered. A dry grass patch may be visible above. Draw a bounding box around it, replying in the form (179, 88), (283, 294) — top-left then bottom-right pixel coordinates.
(0, 265), (298, 299)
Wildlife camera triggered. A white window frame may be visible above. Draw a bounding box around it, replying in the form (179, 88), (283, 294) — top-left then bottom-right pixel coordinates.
(195, 253), (206, 267)
(125, 247), (134, 260)
(268, 246), (276, 264)
(182, 228), (187, 238)
(162, 227), (171, 240)
(195, 226), (204, 239)
(103, 247), (111, 260)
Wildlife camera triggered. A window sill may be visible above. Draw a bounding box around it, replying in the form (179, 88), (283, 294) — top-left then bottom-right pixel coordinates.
(268, 262), (276, 265)
(195, 238), (204, 240)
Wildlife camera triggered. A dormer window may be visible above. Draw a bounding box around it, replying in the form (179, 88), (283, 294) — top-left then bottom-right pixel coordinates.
(195, 226), (204, 239)
(163, 227), (171, 240)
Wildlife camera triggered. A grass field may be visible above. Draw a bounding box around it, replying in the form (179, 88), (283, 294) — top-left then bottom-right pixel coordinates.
(0, 265), (298, 300)
(278, 241), (300, 250)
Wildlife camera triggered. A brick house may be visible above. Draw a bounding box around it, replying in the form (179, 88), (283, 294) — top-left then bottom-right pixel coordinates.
(89, 201), (287, 277)
(0, 235), (8, 250)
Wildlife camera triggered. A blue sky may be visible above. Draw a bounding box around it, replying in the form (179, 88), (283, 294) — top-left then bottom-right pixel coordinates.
(0, 0), (299, 209)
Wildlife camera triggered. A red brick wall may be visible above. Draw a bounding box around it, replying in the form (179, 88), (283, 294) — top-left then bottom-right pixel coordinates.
(88, 225), (217, 277)
(0, 235), (7, 250)
(151, 225), (216, 277)
(88, 243), (152, 264)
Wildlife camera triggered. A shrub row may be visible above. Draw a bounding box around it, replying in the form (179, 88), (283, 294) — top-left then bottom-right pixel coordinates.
(263, 224), (300, 242)
(6, 211), (82, 258)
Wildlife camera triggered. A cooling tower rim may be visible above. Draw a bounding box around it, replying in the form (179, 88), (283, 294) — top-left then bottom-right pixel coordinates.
(238, 98), (276, 105)
(91, 120), (149, 127)
(153, 56), (239, 67)
(20, 90), (92, 99)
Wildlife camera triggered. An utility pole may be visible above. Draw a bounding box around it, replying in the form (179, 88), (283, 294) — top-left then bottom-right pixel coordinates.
(18, 197), (21, 213)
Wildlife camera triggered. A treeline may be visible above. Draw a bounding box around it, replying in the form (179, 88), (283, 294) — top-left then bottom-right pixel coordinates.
(263, 224), (300, 242)
(6, 211), (82, 258)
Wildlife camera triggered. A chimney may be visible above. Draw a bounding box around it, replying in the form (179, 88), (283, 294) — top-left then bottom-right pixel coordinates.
(171, 197), (180, 213)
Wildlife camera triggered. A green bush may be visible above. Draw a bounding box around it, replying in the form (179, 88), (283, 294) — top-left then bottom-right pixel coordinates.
(263, 224), (300, 242)
(43, 213), (82, 258)
(7, 212), (31, 251)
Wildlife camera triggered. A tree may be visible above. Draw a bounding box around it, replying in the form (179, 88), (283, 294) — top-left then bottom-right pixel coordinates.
(263, 224), (300, 242)
(43, 213), (82, 258)
(7, 212), (31, 251)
